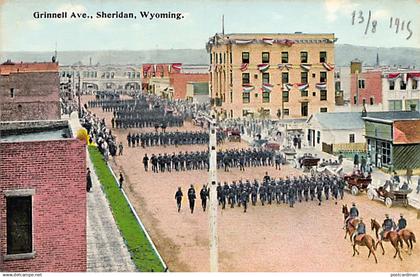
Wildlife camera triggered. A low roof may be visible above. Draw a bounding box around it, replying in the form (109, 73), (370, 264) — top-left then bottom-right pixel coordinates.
(310, 112), (365, 130)
(364, 111), (420, 122)
(393, 120), (420, 144)
(0, 61), (59, 75)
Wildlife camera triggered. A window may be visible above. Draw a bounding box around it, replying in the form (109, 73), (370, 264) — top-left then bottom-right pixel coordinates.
(358, 79), (365, 89)
(400, 81), (406, 90)
(230, 52), (232, 64)
(282, 91), (289, 102)
(412, 79), (418, 89)
(389, 100), (402, 111)
(389, 80), (395, 90)
(230, 71), (233, 86)
(312, 91), (316, 96)
(243, 92), (250, 103)
(317, 131), (320, 144)
(10, 88), (15, 98)
(300, 51), (308, 63)
(215, 53), (218, 64)
(262, 52), (270, 63)
(283, 109), (289, 116)
(262, 73), (270, 84)
(354, 96), (358, 104)
(379, 141), (392, 165)
(281, 52), (288, 63)
(262, 91), (270, 103)
(301, 72), (308, 83)
(362, 98), (366, 106)
(230, 90), (233, 103)
(320, 107), (328, 113)
(219, 53), (222, 64)
(370, 97), (374, 105)
(210, 53), (212, 64)
(405, 99), (419, 111)
(282, 72), (289, 84)
(7, 196), (32, 255)
(349, 134), (355, 143)
(242, 52), (249, 63)
(301, 90), (308, 97)
(320, 71), (327, 82)
(320, 51), (327, 63)
(301, 102), (308, 116)
(320, 90), (327, 101)
(223, 53), (226, 64)
(242, 73), (250, 85)
(243, 109), (250, 117)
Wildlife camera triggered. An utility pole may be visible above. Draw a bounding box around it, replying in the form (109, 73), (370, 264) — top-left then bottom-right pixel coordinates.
(208, 110), (218, 272)
(198, 110), (219, 272)
(78, 73), (82, 118)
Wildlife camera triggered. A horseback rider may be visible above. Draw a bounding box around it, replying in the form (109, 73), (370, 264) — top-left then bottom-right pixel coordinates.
(344, 203), (359, 229)
(396, 214), (407, 232)
(380, 214), (394, 240)
(352, 217), (366, 241)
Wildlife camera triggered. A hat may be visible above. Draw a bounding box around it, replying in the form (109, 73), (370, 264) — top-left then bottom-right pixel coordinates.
(400, 213), (404, 217)
(385, 214), (389, 218)
(352, 203), (356, 206)
(360, 217), (363, 221)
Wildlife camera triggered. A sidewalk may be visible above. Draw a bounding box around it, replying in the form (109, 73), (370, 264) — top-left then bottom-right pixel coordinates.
(87, 152), (137, 272)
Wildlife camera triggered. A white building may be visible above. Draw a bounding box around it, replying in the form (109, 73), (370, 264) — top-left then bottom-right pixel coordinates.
(382, 71), (420, 112)
(306, 112), (365, 153)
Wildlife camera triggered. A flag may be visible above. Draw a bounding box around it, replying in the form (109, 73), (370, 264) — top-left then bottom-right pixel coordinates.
(277, 39), (295, 46)
(322, 62), (335, 71)
(258, 63), (270, 72)
(172, 63), (182, 72)
(240, 63), (248, 71)
(152, 64), (157, 73)
(262, 38), (274, 45)
(296, 83), (309, 91)
(285, 64), (292, 70)
(387, 73), (400, 80)
(300, 64), (311, 71)
(143, 64), (151, 73)
(242, 84), (255, 93)
(277, 64), (285, 70)
(235, 39), (254, 45)
(283, 83), (293, 91)
(262, 83), (273, 92)
(316, 82), (327, 90)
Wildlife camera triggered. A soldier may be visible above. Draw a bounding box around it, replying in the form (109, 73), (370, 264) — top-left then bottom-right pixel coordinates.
(151, 154), (158, 173)
(241, 189), (248, 213)
(396, 214), (407, 231)
(220, 186), (226, 209)
(288, 184), (295, 208)
(251, 181), (258, 206)
(175, 187), (183, 212)
(275, 153), (281, 170)
(344, 203), (359, 229)
(275, 179), (282, 204)
(380, 214), (394, 239)
(217, 183), (222, 205)
(352, 218), (366, 241)
(339, 177), (345, 200)
(316, 181), (323, 206)
(331, 178), (339, 205)
(229, 184), (236, 208)
(143, 154), (149, 171)
(324, 178), (330, 201)
(188, 185), (196, 214)
(303, 180), (309, 202)
(118, 142), (124, 155)
(127, 132), (131, 147)
(200, 185), (208, 212)
(259, 183), (266, 206)
(267, 181), (273, 205)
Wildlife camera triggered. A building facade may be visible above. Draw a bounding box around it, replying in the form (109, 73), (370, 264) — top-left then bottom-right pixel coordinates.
(382, 71), (420, 112)
(0, 119), (87, 272)
(0, 61), (60, 121)
(60, 64), (141, 94)
(364, 111), (420, 170)
(207, 33), (336, 119)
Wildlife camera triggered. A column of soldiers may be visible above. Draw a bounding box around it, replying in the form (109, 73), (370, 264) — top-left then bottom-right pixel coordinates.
(126, 131), (225, 148)
(175, 173), (347, 213)
(144, 148), (276, 173)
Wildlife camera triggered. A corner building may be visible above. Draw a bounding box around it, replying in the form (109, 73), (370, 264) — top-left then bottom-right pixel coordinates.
(207, 33), (336, 119)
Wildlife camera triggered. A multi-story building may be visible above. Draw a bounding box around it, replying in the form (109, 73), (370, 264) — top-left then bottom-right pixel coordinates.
(206, 32), (336, 119)
(0, 118), (87, 272)
(382, 71), (420, 112)
(142, 63), (209, 99)
(60, 64), (141, 93)
(0, 60), (60, 121)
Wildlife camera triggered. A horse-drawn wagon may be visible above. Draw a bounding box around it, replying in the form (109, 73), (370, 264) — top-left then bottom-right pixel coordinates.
(343, 171), (372, 196)
(367, 182), (411, 208)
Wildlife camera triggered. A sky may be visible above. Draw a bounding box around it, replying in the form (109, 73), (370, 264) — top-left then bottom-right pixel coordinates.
(0, 0), (419, 52)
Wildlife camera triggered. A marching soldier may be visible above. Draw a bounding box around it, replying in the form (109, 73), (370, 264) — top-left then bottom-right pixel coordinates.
(200, 185), (208, 212)
(188, 185), (196, 214)
(175, 187), (183, 212)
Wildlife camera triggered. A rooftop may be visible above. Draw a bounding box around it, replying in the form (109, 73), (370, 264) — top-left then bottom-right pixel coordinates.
(310, 112), (365, 130)
(364, 111), (420, 122)
(0, 61), (59, 75)
(0, 120), (71, 143)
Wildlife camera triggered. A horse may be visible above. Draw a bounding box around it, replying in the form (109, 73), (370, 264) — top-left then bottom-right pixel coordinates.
(370, 218), (403, 260)
(352, 233), (378, 263)
(398, 229), (416, 255)
(342, 205), (359, 241)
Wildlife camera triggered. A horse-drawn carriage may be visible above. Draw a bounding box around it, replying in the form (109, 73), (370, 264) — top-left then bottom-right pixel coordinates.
(297, 153), (320, 173)
(224, 128), (241, 142)
(367, 181), (411, 208)
(343, 170), (372, 196)
(265, 142), (280, 151)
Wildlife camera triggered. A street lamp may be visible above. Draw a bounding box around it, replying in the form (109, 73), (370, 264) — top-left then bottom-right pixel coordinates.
(198, 110), (219, 272)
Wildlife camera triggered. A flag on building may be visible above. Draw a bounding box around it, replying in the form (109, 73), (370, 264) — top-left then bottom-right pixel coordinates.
(296, 83), (309, 91)
(315, 82), (327, 89)
(240, 63), (249, 71)
(258, 63), (270, 72)
(387, 73), (401, 81)
(300, 64), (311, 71)
(242, 84), (255, 93)
(172, 63), (182, 72)
(235, 39), (254, 44)
(262, 38), (274, 45)
(322, 62), (335, 71)
(283, 83), (293, 91)
(262, 83), (273, 92)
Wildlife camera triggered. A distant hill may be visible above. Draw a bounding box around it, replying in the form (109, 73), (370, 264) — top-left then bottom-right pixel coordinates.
(1, 44), (419, 67)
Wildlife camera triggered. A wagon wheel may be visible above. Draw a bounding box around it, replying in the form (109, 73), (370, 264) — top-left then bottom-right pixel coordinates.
(351, 186), (359, 196)
(367, 189), (375, 200)
(385, 197), (393, 208)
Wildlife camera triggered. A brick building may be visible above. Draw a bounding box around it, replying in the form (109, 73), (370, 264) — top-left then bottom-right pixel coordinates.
(206, 32), (336, 119)
(0, 60), (60, 121)
(350, 70), (383, 106)
(143, 63), (209, 99)
(0, 119), (87, 272)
